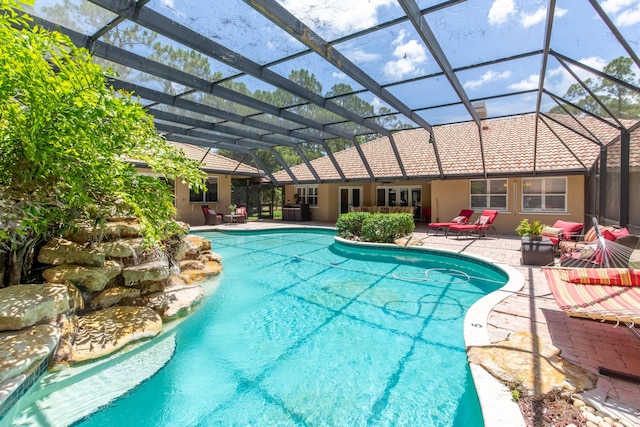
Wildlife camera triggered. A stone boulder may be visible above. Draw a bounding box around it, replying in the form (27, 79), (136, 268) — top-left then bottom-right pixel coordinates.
(95, 237), (145, 259)
(180, 261), (222, 284)
(0, 324), (61, 383)
(64, 220), (141, 244)
(37, 238), (105, 267)
(167, 239), (190, 262)
(122, 260), (170, 287)
(91, 286), (141, 310)
(145, 286), (204, 320)
(467, 331), (598, 399)
(49, 313), (77, 368)
(202, 252), (222, 263)
(184, 235), (212, 253)
(65, 282), (85, 311)
(0, 284), (70, 331)
(70, 306), (162, 363)
(42, 261), (122, 292)
(179, 260), (205, 271)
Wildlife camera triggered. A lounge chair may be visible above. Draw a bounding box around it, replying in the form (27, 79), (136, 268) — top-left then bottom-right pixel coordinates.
(202, 205), (223, 225)
(544, 267), (640, 332)
(427, 209), (474, 236)
(448, 209), (499, 238)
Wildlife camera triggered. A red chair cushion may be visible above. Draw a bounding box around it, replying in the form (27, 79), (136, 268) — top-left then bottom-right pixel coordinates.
(551, 220), (583, 240)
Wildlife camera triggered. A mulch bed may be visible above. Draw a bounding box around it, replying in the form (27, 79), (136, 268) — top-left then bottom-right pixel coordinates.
(519, 396), (586, 427)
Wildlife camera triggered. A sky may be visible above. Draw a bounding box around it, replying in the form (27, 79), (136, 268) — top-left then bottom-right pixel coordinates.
(26, 0), (640, 127)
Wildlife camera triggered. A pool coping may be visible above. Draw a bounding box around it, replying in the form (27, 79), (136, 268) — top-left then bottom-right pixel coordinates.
(332, 235), (526, 427)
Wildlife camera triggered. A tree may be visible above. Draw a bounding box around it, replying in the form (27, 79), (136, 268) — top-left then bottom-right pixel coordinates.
(549, 57), (640, 120)
(0, 0), (207, 286)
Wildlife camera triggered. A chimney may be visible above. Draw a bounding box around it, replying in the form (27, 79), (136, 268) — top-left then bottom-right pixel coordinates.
(472, 102), (487, 119)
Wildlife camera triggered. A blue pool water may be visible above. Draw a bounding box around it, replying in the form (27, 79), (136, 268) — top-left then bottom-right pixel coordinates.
(24, 229), (507, 426)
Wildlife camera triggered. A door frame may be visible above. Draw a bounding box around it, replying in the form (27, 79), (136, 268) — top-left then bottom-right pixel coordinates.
(338, 186), (364, 214)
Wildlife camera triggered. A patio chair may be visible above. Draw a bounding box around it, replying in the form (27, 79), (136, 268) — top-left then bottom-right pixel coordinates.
(543, 267), (640, 336)
(560, 234), (640, 268)
(540, 220), (583, 254)
(234, 206), (248, 223)
(427, 209), (474, 236)
(558, 223), (625, 257)
(202, 205), (223, 225)
(448, 209), (499, 239)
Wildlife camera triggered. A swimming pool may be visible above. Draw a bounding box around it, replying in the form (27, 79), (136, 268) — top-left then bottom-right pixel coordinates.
(7, 229), (508, 426)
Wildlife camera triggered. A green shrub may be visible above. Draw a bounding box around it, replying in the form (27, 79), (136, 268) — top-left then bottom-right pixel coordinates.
(335, 212), (371, 238)
(361, 213), (415, 243)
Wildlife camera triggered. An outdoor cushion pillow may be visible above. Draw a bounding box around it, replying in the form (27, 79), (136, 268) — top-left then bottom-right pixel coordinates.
(475, 215), (491, 226)
(452, 215), (466, 224)
(601, 227), (629, 242)
(551, 220), (583, 240)
(567, 268), (632, 286)
(541, 226), (563, 238)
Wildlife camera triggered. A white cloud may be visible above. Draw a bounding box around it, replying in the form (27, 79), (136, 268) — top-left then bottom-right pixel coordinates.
(508, 74), (540, 91)
(332, 71), (347, 80)
(383, 30), (427, 80)
(464, 70), (512, 89)
(344, 48), (381, 63)
(519, 7), (566, 28)
(602, 0), (636, 14)
(488, 0), (516, 25)
(616, 4), (640, 26)
(516, 56), (608, 95)
(520, 8), (546, 27)
(601, 0), (640, 26)
(277, 0), (395, 39)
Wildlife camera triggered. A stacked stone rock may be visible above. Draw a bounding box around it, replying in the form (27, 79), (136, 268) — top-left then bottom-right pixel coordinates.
(0, 219), (221, 399)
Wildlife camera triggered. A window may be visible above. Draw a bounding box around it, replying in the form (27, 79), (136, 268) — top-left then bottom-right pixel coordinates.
(470, 179), (507, 210)
(294, 185), (318, 206)
(190, 176), (218, 203)
(522, 178), (566, 211)
(376, 186), (421, 207)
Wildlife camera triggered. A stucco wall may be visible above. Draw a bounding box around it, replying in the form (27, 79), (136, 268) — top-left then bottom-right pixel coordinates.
(430, 176), (585, 235)
(174, 174), (233, 226)
(285, 181), (430, 223)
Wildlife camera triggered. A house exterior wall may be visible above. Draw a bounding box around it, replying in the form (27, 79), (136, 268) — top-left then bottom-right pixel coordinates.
(430, 176), (585, 234)
(174, 174), (234, 226)
(285, 181), (431, 223)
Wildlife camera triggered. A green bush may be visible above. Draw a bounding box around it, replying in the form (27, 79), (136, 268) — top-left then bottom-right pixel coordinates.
(335, 212), (371, 238)
(361, 213), (415, 243)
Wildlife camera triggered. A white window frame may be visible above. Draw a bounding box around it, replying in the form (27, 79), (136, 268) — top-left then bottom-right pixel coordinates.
(294, 185), (318, 206)
(470, 179), (508, 210)
(521, 177), (567, 212)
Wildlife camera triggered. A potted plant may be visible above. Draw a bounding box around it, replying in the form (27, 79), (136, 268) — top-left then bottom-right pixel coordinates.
(228, 203), (237, 213)
(516, 219), (544, 240)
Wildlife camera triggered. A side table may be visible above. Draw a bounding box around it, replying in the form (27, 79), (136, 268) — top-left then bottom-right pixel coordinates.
(521, 237), (555, 266)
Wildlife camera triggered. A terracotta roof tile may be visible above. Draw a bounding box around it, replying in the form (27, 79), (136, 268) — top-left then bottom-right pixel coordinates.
(168, 142), (263, 176)
(272, 114), (638, 183)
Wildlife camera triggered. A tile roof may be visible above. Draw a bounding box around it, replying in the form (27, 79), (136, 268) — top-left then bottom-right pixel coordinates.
(272, 114), (638, 184)
(168, 142), (263, 177)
